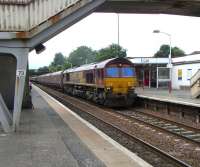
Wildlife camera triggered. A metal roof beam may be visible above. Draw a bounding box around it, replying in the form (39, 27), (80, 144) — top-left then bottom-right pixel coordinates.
(27, 0), (106, 49)
(97, 0), (200, 17)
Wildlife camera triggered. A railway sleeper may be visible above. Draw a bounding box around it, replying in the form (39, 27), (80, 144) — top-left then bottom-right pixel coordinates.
(152, 121), (166, 126)
(163, 125), (178, 129)
(170, 128), (185, 133)
(162, 123), (172, 126)
(185, 133), (200, 139)
(181, 131), (195, 135)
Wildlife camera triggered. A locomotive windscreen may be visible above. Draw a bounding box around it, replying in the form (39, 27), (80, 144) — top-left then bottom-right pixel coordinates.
(106, 67), (119, 77)
(121, 67), (135, 77)
(106, 67), (135, 78)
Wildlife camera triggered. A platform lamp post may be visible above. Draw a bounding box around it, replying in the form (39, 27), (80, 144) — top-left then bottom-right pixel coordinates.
(153, 30), (173, 93)
(117, 13), (120, 47)
(117, 13), (120, 58)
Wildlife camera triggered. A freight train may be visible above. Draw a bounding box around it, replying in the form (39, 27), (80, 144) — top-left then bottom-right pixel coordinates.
(32, 58), (137, 107)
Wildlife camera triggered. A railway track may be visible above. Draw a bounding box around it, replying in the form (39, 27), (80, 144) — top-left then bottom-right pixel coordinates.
(36, 84), (198, 167)
(114, 109), (200, 144)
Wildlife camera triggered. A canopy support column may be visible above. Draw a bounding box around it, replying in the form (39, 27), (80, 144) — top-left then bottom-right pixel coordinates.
(13, 48), (29, 131)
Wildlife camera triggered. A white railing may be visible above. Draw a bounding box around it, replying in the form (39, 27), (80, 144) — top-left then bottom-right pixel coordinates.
(191, 69), (200, 86)
(0, 0), (82, 31)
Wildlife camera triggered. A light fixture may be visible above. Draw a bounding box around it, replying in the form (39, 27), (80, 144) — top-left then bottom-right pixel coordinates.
(35, 44), (46, 54)
(153, 30), (160, 33)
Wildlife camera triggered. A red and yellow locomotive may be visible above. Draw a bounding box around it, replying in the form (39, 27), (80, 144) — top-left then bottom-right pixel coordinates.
(33, 58), (137, 107)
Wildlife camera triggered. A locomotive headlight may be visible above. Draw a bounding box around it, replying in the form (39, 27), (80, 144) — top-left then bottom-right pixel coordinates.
(129, 86), (134, 90)
(106, 87), (112, 91)
(128, 83), (134, 90)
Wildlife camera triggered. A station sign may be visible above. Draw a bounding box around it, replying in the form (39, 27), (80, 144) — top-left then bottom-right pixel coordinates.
(141, 58), (150, 63)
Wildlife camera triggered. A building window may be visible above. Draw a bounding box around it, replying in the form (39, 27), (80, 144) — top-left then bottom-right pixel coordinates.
(187, 69), (192, 80)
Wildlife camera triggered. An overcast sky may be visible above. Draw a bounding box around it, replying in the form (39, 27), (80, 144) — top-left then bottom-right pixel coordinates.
(29, 13), (200, 69)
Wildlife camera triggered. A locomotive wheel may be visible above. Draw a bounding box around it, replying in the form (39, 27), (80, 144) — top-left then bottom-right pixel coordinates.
(98, 92), (105, 105)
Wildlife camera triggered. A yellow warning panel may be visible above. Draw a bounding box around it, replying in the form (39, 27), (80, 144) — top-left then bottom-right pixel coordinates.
(178, 69), (182, 80)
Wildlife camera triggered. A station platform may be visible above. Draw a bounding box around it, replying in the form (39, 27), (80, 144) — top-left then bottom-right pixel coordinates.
(0, 86), (152, 167)
(136, 88), (200, 107)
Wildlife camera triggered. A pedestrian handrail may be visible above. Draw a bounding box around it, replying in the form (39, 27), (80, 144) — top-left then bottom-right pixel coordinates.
(0, 93), (12, 132)
(190, 69), (200, 87)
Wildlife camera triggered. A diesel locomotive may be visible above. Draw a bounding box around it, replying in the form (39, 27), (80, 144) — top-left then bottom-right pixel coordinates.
(33, 58), (137, 107)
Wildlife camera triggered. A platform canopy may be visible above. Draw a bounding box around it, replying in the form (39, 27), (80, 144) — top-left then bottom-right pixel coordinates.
(1, 0), (200, 49)
(1, 0), (200, 132)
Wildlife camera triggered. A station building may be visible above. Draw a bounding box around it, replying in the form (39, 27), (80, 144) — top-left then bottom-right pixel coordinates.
(130, 57), (168, 88)
(172, 54), (200, 90)
(130, 54), (200, 90)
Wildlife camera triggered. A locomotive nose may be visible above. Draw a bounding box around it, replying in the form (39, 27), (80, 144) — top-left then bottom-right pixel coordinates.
(105, 78), (134, 94)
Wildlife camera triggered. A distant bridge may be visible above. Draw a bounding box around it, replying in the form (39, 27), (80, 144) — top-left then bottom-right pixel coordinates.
(0, 0), (200, 132)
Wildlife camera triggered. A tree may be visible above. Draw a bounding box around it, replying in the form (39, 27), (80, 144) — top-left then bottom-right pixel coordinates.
(154, 44), (185, 58)
(63, 59), (72, 70)
(68, 46), (96, 66)
(172, 47), (185, 57)
(33, 44), (127, 74)
(154, 45), (169, 58)
(29, 69), (38, 76)
(95, 44), (127, 62)
(37, 66), (49, 75)
(48, 65), (57, 72)
(29, 66), (49, 76)
(51, 52), (65, 66)
(48, 64), (64, 72)
(48, 52), (68, 72)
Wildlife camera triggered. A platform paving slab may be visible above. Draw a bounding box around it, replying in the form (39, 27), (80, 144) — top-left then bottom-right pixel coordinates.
(0, 91), (105, 167)
(0, 86), (152, 167)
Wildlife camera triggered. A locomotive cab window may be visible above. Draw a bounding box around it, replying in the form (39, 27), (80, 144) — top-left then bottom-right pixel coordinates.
(106, 67), (119, 77)
(97, 70), (101, 78)
(121, 67), (135, 77)
(65, 73), (70, 81)
(86, 72), (94, 83)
